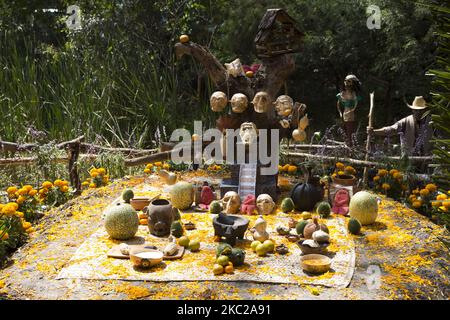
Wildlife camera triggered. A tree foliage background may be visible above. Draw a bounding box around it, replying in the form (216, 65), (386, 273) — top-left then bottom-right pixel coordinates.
(0, 0), (443, 148)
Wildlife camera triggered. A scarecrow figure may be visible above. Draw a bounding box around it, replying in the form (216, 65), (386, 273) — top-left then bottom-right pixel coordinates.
(368, 96), (432, 156)
(336, 74), (363, 146)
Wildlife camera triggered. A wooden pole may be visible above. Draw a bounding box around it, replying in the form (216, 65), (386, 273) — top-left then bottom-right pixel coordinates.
(68, 142), (81, 195)
(363, 92), (375, 188)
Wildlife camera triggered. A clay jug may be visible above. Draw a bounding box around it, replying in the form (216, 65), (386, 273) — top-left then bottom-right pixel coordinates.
(303, 217), (329, 239)
(145, 199), (177, 237)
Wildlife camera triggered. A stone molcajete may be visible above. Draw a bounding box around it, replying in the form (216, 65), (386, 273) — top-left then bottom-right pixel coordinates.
(212, 212), (249, 246)
(145, 199), (178, 237)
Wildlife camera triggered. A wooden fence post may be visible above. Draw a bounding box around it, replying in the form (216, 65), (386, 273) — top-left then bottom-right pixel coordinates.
(68, 141), (81, 195)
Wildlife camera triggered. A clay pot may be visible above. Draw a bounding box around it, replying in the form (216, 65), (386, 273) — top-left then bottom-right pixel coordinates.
(145, 199), (177, 237)
(331, 174), (356, 186)
(130, 197), (151, 211)
(303, 217), (329, 239)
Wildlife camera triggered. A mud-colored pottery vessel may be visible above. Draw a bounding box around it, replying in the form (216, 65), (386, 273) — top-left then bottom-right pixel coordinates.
(145, 199), (177, 237)
(212, 213), (249, 246)
(300, 254), (331, 274)
(130, 197), (151, 211)
(129, 249), (163, 268)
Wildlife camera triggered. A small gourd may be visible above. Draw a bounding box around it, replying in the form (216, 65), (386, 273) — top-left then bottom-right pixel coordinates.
(312, 230), (330, 243)
(303, 217), (329, 239)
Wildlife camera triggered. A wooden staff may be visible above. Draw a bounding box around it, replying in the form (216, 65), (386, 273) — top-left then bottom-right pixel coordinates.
(363, 92), (375, 187)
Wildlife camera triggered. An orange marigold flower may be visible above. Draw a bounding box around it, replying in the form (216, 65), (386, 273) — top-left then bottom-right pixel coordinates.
(431, 201), (441, 208)
(288, 165), (297, 174)
(419, 189), (430, 197)
(1, 232), (9, 241)
(443, 200), (450, 209)
(60, 185), (69, 193)
(335, 162), (345, 170)
(412, 200), (422, 208)
(6, 186), (18, 194)
(436, 194), (448, 201)
(393, 172), (402, 179)
(373, 176), (380, 182)
(16, 196), (26, 204)
(42, 181), (53, 189)
(378, 169), (388, 177)
(382, 183), (391, 190)
(154, 162), (163, 167)
(22, 221), (32, 230)
(412, 188), (420, 195)
(425, 184), (437, 193)
(17, 188), (28, 196)
(97, 168), (106, 175)
(29, 189), (38, 197)
(389, 169), (398, 176)
(54, 179), (63, 187)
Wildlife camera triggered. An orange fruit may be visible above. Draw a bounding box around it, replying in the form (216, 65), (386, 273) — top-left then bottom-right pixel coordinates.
(180, 35), (189, 43)
(224, 265), (234, 274)
(245, 70), (254, 78)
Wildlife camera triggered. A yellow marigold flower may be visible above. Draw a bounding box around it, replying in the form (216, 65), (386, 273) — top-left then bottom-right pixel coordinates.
(25, 227), (34, 234)
(389, 169), (398, 176)
(39, 188), (48, 194)
(89, 183), (96, 188)
(382, 183), (391, 190)
(439, 206), (448, 213)
(17, 188), (28, 196)
(425, 184), (437, 193)
(1, 232), (9, 241)
(28, 189), (38, 197)
(154, 162), (162, 167)
(344, 166), (356, 175)
(436, 194), (448, 201)
(60, 180), (69, 187)
(162, 163), (170, 170)
(23, 185), (33, 192)
(81, 181), (89, 187)
(412, 200), (422, 208)
(6, 186), (18, 194)
(443, 200), (450, 209)
(431, 201), (441, 208)
(54, 179), (63, 187)
(60, 185), (69, 193)
(146, 163), (153, 169)
(102, 176), (109, 183)
(412, 188), (420, 195)
(373, 176), (380, 182)
(393, 172), (402, 179)
(97, 168), (106, 175)
(1, 204), (16, 215)
(378, 169), (388, 177)
(144, 168), (151, 174)
(287, 165), (297, 174)
(337, 171), (345, 176)
(282, 164), (290, 172)
(15, 211), (24, 218)
(331, 173), (337, 178)
(408, 195), (417, 202)
(22, 221), (31, 230)
(16, 196), (26, 204)
(9, 202), (18, 211)
(335, 162), (345, 170)
(215, 165), (222, 170)
(42, 181), (52, 189)
(419, 189), (430, 197)
(278, 165), (283, 172)
(90, 171), (99, 178)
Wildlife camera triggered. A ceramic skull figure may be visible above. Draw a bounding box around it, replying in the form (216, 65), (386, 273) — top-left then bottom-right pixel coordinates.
(239, 122), (258, 145)
(256, 194), (275, 215)
(274, 95), (294, 128)
(224, 58), (245, 77)
(230, 93), (248, 113)
(222, 191), (241, 214)
(252, 91), (271, 113)
(210, 91), (228, 112)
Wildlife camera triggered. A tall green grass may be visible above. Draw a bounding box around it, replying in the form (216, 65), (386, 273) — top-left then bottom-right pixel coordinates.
(0, 30), (213, 147)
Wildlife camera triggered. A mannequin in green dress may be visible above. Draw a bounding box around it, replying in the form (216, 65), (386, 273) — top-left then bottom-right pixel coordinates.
(336, 74), (362, 146)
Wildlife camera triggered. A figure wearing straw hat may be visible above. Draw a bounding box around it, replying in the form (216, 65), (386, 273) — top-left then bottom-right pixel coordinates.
(367, 96), (432, 156)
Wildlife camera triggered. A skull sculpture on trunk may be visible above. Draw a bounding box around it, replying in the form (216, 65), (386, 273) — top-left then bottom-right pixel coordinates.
(222, 191), (241, 214)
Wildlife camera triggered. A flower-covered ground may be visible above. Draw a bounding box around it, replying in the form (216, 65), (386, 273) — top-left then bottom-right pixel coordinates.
(0, 173), (449, 300)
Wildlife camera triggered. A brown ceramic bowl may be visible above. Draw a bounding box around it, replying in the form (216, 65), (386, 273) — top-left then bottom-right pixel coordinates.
(296, 240), (329, 255)
(129, 249), (163, 268)
(130, 197), (151, 211)
(300, 254), (331, 274)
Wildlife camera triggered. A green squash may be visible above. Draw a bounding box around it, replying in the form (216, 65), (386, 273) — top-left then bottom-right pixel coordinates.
(104, 202), (139, 240)
(316, 201), (331, 218)
(348, 218), (362, 235)
(280, 197), (295, 213)
(295, 220), (309, 237)
(170, 220), (184, 238)
(122, 189), (134, 203)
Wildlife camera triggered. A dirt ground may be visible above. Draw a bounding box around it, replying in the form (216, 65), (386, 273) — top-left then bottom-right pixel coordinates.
(1, 174), (449, 300)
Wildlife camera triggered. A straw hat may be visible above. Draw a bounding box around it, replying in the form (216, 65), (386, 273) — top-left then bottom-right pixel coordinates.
(407, 96), (428, 110)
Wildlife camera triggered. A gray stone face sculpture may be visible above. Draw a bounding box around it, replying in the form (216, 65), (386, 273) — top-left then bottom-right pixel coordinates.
(256, 194), (275, 215)
(239, 122), (258, 145)
(230, 93), (248, 113)
(222, 191), (241, 214)
(252, 91), (271, 113)
(210, 91), (228, 112)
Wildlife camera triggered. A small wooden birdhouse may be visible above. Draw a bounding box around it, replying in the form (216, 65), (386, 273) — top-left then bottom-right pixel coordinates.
(254, 8), (304, 58)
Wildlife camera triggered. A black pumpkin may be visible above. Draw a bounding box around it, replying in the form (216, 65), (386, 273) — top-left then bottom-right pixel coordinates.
(290, 181), (324, 211)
